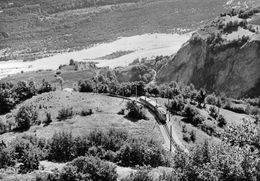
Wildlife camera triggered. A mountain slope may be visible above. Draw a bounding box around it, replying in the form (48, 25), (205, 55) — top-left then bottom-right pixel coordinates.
(157, 12), (260, 98)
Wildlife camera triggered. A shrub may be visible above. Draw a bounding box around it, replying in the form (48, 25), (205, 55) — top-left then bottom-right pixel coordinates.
(200, 123), (217, 136)
(80, 108), (93, 116)
(57, 107), (73, 121)
(117, 137), (168, 167)
(196, 89), (206, 108)
(8, 135), (46, 173)
(78, 79), (94, 92)
(217, 114), (227, 128)
(166, 96), (185, 115)
(43, 112), (52, 126)
(0, 119), (7, 134)
(38, 79), (53, 94)
(205, 94), (218, 105)
(117, 108), (125, 115)
(0, 143), (14, 169)
(209, 106), (218, 119)
(224, 105), (247, 114)
(48, 131), (74, 162)
(190, 130), (196, 142)
(126, 101), (147, 120)
(122, 167), (152, 181)
(13, 80), (37, 102)
(183, 133), (191, 143)
(61, 156), (118, 181)
(15, 105), (38, 131)
(192, 114), (205, 126)
(182, 105), (201, 125)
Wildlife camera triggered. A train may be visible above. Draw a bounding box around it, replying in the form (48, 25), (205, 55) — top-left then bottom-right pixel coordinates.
(139, 96), (167, 124)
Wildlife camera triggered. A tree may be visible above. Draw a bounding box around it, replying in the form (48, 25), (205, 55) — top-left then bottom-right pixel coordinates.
(15, 105), (38, 131)
(125, 101), (147, 120)
(196, 89), (206, 108)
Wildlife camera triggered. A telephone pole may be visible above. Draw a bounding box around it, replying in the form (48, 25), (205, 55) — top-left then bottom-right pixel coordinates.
(170, 125), (172, 152)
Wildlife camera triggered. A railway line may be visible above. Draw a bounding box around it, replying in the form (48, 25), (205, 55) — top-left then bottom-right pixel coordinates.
(107, 94), (188, 154)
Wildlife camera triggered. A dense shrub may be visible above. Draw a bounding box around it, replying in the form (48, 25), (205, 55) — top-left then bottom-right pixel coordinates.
(57, 107), (73, 121)
(182, 105), (201, 126)
(224, 104), (247, 114)
(166, 96), (185, 115)
(78, 79), (94, 92)
(0, 80), (53, 115)
(117, 137), (168, 167)
(37, 79), (54, 94)
(196, 89), (206, 108)
(217, 114), (227, 128)
(117, 108), (125, 115)
(205, 94), (218, 105)
(0, 119), (7, 134)
(15, 105), (38, 131)
(80, 108), (93, 116)
(0, 142), (14, 169)
(43, 112), (52, 126)
(60, 156), (117, 181)
(183, 130), (196, 143)
(199, 123), (217, 136)
(209, 106), (218, 119)
(48, 131), (75, 162)
(126, 101), (147, 120)
(192, 114), (205, 126)
(122, 167), (152, 181)
(8, 135), (47, 173)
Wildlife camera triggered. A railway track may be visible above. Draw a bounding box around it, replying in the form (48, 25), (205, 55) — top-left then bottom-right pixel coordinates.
(107, 94), (188, 153)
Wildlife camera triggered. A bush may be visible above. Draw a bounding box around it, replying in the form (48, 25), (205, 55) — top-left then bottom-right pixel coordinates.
(57, 107), (73, 121)
(166, 96), (185, 115)
(15, 105), (38, 131)
(199, 123), (217, 136)
(117, 108), (125, 115)
(182, 105), (201, 125)
(117, 137), (168, 167)
(183, 133), (191, 143)
(224, 104), (247, 114)
(48, 131), (75, 162)
(122, 167), (152, 181)
(0, 143), (14, 169)
(78, 79), (94, 92)
(60, 156), (118, 181)
(43, 112), (52, 126)
(205, 94), (218, 105)
(8, 135), (46, 173)
(192, 114), (205, 126)
(0, 119), (7, 134)
(126, 101), (147, 120)
(209, 106), (218, 119)
(80, 108), (93, 116)
(190, 130), (196, 142)
(217, 114), (227, 128)
(37, 79), (53, 94)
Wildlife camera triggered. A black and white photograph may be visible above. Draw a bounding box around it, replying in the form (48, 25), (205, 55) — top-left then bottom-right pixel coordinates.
(0, 0), (259, 180)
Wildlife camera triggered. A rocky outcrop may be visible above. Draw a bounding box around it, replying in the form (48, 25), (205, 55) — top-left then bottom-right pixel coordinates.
(156, 33), (260, 98)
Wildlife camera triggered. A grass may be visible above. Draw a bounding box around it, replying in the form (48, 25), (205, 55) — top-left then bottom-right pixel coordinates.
(0, 0), (243, 61)
(0, 92), (163, 143)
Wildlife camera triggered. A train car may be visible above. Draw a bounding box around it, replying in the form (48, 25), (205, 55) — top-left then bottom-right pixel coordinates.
(139, 96), (167, 124)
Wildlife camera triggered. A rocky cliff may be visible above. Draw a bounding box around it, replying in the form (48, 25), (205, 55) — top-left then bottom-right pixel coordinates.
(156, 33), (260, 98)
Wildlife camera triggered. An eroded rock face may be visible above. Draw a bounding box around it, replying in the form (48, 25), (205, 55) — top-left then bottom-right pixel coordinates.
(157, 33), (260, 98)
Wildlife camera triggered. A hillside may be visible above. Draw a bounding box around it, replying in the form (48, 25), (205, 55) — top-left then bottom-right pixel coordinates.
(157, 8), (260, 98)
(1, 0), (258, 62)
